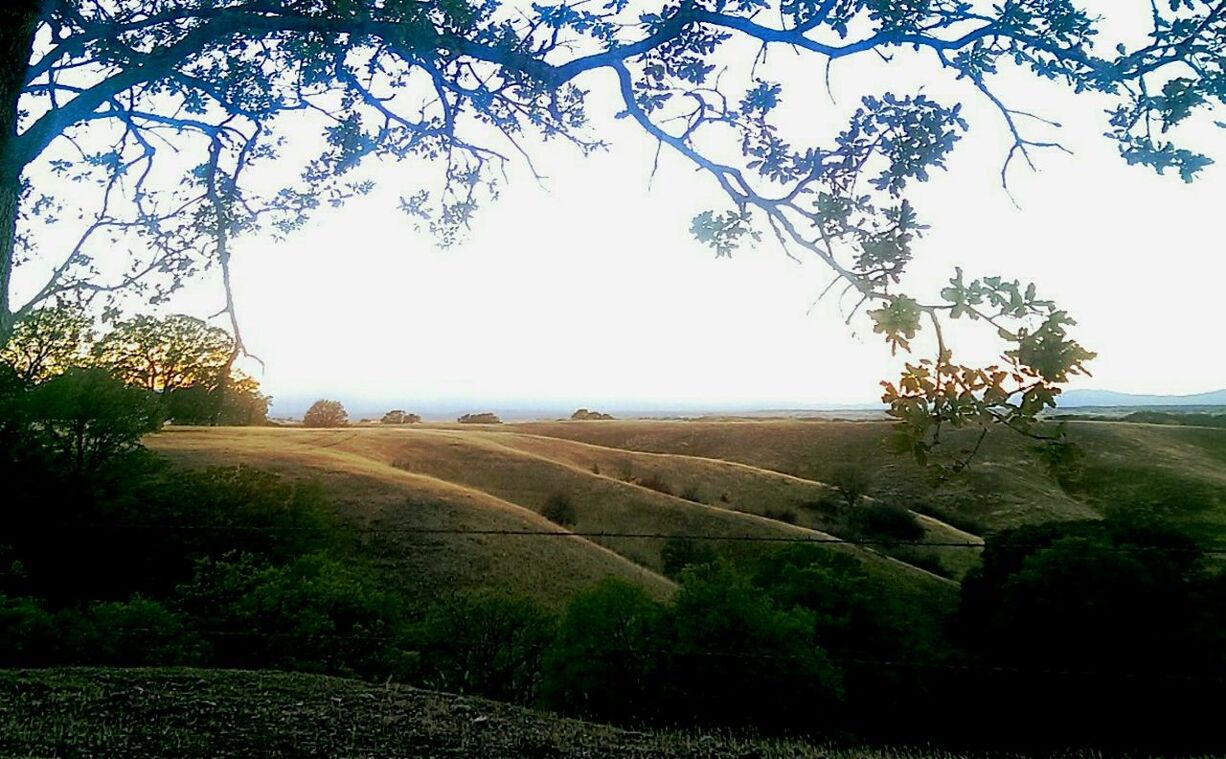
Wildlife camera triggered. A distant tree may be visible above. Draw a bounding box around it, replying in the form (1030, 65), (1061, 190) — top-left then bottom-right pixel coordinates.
(23, 367), (162, 475)
(0, 305), (93, 383)
(381, 409), (422, 425)
(541, 494), (578, 528)
(457, 412), (501, 425)
(570, 409), (614, 421)
(303, 400), (347, 428)
(831, 465), (872, 509)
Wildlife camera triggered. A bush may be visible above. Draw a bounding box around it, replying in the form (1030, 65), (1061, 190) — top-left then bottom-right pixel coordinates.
(457, 412), (501, 424)
(660, 537), (717, 578)
(830, 464), (872, 509)
(176, 552), (410, 678)
(61, 597), (206, 666)
(848, 501), (924, 541)
(763, 508), (798, 524)
(23, 367), (163, 475)
(661, 562), (842, 728)
(303, 399), (347, 427)
(679, 484), (703, 503)
(541, 493), (578, 527)
(411, 592), (555, 704)
(540, 579), (664, 721)
(637, 472), (673, 496)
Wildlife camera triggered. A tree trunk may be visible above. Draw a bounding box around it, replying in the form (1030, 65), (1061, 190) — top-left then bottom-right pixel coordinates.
(0, 1), (44, 348)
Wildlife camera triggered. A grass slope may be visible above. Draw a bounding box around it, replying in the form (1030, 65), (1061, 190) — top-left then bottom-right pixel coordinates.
(514, 419), (1226, 542)
(148, 426), (956, 606)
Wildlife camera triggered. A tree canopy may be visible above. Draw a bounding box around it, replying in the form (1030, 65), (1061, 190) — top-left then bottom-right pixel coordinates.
(2, 0), (1224, 465)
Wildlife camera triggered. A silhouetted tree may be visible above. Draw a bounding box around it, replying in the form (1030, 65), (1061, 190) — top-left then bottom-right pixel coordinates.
(0, 305), (93, 382)
(93, 315), (231, 394)
(3, 2), (1224, 466)
(303, 399), (347, 428)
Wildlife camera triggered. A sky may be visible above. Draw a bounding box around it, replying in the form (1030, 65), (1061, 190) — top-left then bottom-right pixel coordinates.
(17, 4), (1226, 415)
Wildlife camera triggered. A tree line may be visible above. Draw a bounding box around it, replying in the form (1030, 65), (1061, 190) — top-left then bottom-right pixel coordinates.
(1, 306), (269, 426)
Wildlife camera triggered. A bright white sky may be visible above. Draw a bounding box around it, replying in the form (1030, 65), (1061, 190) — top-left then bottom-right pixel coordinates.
(19, 4), (1226, 414)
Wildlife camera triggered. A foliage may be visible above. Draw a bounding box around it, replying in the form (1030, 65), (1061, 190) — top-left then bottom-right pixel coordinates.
(0, 305), (93, 382)
(92, 315), (233, 393)
(410, 591), (556, 705)
(22, 367), (163, 475)
(636, 472), (674, 496)
(303, 399), (348, 428)
(847, 502), (924, 542)
(541, 494), (578, 528)
(830, 464), (871, 509)
(660, 537), (717, 579)
(2, 0), (1223, 468)
(175, 552), (409, 678)
(540, 579), (665, 722)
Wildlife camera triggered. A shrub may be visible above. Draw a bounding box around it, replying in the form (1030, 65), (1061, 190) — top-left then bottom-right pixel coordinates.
(411, 591), (555, 704)
(661, 537), (717, 578)
(540, 579), (665, 721)
(637, 472), (673, 496)
(662, 562), (843, 728)
(303, 399), (347, 427)
(61, 597), (206, 666)
(176, 552), (410, 678)
(763, 508), (798, 524)
(830, 464), (872, 508)
(847, 502), (924, 541)
(23, 367), (163, 475)
(541, 493), (578, 527)
(680, 484), (703, 503)
(457, 412), (501, 424)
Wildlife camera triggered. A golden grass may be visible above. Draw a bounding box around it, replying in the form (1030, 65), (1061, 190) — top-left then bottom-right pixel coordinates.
(147, 424), (958, 607)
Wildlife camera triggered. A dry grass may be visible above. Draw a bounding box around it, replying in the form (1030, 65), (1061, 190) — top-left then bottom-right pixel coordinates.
(513, 419), (1226, 542)
(147, 425), (956, 606)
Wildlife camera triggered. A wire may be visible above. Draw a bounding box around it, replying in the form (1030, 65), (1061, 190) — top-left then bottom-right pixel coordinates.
(20, 524), (1226, 554)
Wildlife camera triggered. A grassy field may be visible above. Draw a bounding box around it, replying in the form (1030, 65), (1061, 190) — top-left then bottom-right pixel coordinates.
(0, 668), (1208, 758)
(147, 425), (959, 610)
(514, 418), (1226, 542)
(144, 418), (1226, 607)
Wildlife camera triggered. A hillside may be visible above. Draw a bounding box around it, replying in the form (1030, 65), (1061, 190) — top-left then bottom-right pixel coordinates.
(147, 426), (959, 607)
(147, 418), (1226, 607)
(513, 419), (1226, 542)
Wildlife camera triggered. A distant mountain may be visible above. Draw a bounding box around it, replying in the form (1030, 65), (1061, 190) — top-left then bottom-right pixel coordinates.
(1057, 388), (1226, 408)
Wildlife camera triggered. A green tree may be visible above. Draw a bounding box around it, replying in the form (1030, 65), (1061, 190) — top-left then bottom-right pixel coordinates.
(302, 399), (347, 428)
(23, 367), (162, 475)
(540, 579), (664, 721)
(411, 591), (555, 705)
